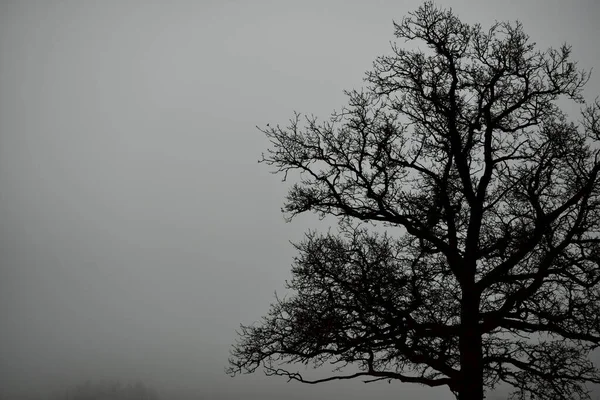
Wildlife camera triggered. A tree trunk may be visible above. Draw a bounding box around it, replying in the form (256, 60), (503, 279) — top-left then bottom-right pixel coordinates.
(458, 288), (484, 400)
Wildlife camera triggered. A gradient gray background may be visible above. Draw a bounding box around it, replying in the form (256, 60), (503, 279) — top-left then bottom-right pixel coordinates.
(1, 1), (598, 399)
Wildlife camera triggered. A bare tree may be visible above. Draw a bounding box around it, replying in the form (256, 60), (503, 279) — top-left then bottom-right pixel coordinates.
(227, 2), (600, 399)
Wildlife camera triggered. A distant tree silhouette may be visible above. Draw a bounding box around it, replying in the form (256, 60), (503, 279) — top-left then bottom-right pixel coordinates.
(54, 380), (159, 400)
(227, 2), (600, 400)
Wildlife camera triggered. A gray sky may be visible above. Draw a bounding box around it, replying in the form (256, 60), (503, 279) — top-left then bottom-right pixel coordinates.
(1, 1), (599, 399)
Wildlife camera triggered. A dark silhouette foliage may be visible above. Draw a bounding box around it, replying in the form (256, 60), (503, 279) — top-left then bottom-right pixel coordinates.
(228, 2), (600, 399)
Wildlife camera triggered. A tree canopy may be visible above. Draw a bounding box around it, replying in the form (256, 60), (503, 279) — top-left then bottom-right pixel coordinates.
(227, 2), (600, 400)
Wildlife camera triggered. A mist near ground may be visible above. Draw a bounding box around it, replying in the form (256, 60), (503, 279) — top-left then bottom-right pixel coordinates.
(1, 1), (598, 399)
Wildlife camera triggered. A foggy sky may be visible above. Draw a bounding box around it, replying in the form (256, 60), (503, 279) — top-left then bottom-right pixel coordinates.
(1, 1), (599, 399)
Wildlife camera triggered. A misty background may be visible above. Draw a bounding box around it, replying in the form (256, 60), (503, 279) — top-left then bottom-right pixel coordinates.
(1, 1), (598, 399)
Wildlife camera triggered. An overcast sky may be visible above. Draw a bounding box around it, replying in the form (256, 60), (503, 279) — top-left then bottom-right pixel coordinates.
(1, 1), (599, 399)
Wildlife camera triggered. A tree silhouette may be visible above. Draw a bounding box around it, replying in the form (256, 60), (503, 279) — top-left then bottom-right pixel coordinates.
(53, 380), (160, 400)
(227, 2), (600, 400)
